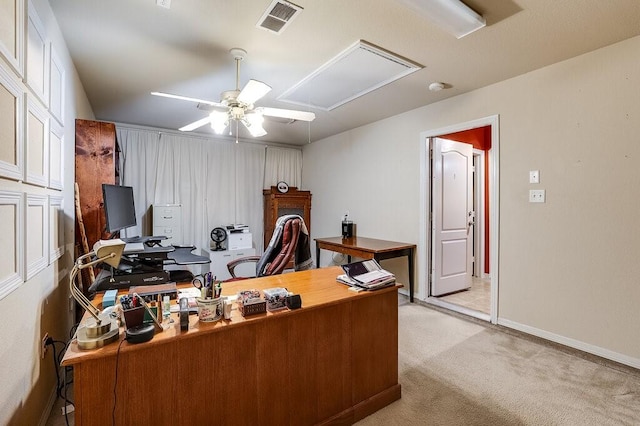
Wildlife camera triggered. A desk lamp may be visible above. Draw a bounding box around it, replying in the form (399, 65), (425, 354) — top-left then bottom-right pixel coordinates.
(70, 239), (125, 349)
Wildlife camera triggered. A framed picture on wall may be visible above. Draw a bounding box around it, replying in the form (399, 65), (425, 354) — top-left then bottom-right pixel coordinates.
(25, 94), (49, 187)
(0, 0), (25, 77)
(26, 1), (49, 107)
(49, 195), (64, 263)
(49, 44), (65, 125)
(26, 193), (48, 280)
(49, 118), (63, 190)
(0, 190), (24, 300)
(0, 63), (25, 181)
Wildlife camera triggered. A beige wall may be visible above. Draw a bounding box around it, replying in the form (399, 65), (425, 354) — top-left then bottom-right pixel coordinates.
(0, 1), (94, 424)
(303, 35), (640, 365)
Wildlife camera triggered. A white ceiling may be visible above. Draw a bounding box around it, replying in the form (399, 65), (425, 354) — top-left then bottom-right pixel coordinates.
(49, 0), (640, 146)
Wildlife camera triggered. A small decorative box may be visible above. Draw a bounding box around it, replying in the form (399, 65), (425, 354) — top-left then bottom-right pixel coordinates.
(263, 287), (289, 311)
(237, 289), (266, 317)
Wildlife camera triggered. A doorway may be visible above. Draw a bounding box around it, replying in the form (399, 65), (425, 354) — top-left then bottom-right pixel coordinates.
(418, 115), (499, 324)
(435, 146), (489, 314)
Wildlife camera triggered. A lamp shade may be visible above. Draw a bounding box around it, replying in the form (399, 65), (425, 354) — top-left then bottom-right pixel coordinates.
(92, 239), (125, 268)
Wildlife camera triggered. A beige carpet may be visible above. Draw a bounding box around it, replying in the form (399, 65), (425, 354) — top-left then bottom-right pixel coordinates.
(357, 298), (640, 425)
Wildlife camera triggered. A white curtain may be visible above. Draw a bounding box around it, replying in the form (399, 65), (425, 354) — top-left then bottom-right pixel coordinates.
(116, 128), (269, 252)
(264, 146), (303, 189)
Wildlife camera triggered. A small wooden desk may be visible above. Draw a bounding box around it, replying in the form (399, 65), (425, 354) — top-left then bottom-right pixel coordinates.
(315, 237), (416, 302)
(62, 267), (400, 425)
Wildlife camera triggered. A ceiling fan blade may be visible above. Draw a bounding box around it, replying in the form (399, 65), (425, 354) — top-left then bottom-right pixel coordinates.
(179, 116), (213, 132)
(237, 79), (271, 105)
(259, 107), (316, 122)
(151, 91), (224, 107)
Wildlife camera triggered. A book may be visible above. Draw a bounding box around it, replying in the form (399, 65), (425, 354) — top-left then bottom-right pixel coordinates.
(338, 259), (396, 290)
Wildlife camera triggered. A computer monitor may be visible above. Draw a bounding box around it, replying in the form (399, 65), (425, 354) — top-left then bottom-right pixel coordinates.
(102, 184), (137, 234)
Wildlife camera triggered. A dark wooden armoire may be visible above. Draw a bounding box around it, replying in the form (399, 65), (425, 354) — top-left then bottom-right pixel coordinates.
(263, 186), (312, 249)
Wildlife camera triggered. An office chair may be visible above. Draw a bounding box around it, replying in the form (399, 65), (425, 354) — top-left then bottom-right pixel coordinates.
(227, 215), (313, 279)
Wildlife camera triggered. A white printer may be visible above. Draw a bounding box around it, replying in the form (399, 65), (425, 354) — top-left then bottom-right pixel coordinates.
(225, 224), (252, 250)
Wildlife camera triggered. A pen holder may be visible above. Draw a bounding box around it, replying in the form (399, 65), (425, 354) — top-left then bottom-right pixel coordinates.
(196, 297), (222, 322)
(123, 306), (145, 329)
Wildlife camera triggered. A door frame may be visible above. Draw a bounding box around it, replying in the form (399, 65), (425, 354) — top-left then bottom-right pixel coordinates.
(473, 148), (487, 280)
(418, 115), (500, 324)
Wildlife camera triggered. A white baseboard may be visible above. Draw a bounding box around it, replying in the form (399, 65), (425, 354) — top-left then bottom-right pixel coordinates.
(498, 318), (640, 370)
(38, 384), (58, 426)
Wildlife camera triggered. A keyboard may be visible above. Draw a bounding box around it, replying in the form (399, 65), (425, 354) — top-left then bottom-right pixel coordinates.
(123, 242), (145, 253)
(123, 236), (143, 243)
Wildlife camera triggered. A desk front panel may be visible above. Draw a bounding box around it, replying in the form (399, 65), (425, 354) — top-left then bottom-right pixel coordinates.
(68, 267), (399, 425)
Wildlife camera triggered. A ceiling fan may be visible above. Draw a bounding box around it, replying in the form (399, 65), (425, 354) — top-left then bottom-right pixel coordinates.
(151, 48), (315, 138)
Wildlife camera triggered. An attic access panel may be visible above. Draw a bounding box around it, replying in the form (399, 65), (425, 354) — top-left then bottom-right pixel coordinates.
(278, 40), (423, 111)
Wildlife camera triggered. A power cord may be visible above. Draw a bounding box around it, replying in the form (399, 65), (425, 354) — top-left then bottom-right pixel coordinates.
(45, 336), (74, 426)
(48, 339), (74, 399)
(112, 338), (126, 426)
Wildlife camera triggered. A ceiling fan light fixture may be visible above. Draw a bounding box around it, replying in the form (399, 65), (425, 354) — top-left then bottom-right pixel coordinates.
(244, 112), (267, 137)
(153, 46), (313, 136)
(210, 110), (228, 134)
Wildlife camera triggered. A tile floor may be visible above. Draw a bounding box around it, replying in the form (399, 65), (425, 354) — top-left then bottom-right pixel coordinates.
(436, 277), (491, 314)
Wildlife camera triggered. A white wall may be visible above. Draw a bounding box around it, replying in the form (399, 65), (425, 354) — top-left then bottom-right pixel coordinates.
(0, 1), (94, 424)
(304, 35), (640, 365)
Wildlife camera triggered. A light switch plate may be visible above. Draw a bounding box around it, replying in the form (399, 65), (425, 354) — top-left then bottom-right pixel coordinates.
(529, 170), (540, 184)
(529, 189), (545, 203)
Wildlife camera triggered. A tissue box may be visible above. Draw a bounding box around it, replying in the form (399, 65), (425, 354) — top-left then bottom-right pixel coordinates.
(103, 289), (118, 308)
(263, 287), (289, 311)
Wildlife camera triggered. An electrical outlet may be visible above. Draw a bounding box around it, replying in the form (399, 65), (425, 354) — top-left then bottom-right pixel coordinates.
(529, 189), (546, 203)
(41, 333), (49, 358)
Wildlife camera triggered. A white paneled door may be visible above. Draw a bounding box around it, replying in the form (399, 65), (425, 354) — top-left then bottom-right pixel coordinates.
(431, 138), (473, 296)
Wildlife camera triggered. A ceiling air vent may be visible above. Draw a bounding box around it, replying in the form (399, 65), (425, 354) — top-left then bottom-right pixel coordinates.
(256, 0), (303, 34)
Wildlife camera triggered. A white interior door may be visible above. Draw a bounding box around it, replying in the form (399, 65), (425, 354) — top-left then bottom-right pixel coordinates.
(431, 138), (473, 296)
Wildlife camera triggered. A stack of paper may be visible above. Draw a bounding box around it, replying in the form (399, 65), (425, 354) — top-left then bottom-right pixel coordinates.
(337, 259), (396, 290)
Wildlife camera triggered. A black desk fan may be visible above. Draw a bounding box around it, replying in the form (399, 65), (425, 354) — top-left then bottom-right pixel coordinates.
(210, 227), (227, 251)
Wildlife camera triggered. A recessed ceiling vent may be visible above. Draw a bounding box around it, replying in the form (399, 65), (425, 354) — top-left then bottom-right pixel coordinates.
(278, 40), (423, 111)
(256, 0), (303, 34)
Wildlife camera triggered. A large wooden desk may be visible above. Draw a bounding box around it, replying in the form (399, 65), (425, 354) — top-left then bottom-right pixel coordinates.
(315, 237), (416, 302)
(62, 267), (400, 425)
